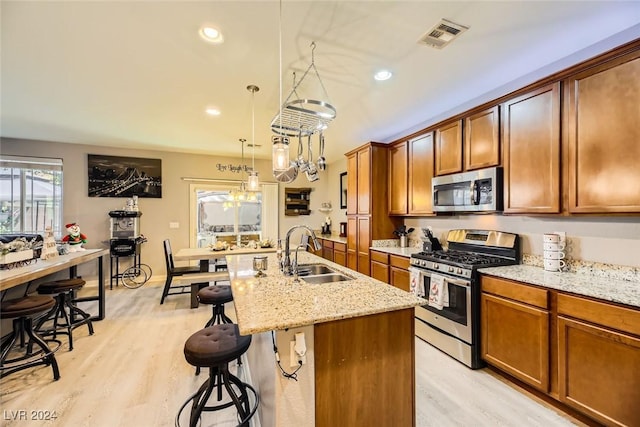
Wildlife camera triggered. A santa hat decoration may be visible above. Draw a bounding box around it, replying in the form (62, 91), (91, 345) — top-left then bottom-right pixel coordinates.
(65, 223), (77, 229)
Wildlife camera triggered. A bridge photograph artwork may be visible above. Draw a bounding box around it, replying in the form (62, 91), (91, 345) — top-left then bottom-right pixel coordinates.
(88, 154), (162, 198)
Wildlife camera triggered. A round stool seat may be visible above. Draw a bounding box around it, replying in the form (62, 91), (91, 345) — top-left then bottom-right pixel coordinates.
(197, 285), (233, 305)
(184, 324), (251, 368)
(1, 296), (55, 318)
(37, 278), (86, 294)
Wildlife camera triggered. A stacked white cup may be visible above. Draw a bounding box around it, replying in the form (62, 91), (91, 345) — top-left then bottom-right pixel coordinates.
(543, 233), (566, 272)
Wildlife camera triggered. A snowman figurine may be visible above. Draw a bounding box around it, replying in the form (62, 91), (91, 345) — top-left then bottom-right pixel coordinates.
(62, 222), (87, 252)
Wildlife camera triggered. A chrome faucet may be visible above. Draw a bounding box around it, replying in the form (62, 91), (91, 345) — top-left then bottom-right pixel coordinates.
(281, 225), (322, 276)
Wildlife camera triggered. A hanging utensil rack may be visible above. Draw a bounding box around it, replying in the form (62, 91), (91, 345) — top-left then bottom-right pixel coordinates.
(271, 42), (336, 137)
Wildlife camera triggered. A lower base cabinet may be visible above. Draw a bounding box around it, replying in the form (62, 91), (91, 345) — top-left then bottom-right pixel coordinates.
(481, 277), (550, 392)
(557, 295), (640, 427)
(389, 255), (410, 292)
(481, 275), (640, 427)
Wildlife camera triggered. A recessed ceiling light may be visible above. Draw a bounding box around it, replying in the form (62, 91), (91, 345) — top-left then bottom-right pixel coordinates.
(199, 25), (224, 44)
(374, 70), (393, 81)
(205, 107), (221, 116)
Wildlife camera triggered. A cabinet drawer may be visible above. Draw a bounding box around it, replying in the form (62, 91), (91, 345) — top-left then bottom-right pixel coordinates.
(557, 293), (640, 337)
(389, 254), (410, 269)
(322, 239), (334, 249)
(481, 276), (548, 309)
(370, 250), (389, 264)
(333, 242), (346, 252)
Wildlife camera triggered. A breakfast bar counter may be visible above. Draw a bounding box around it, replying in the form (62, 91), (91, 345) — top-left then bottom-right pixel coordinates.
(225, 251), (425, 427)
(226, 251), (424, 335)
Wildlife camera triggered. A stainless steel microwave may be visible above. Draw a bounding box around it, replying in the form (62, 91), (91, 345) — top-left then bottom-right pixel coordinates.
(432, 167), (503, 213)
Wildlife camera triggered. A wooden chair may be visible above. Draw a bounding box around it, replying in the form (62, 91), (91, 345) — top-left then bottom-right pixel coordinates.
(160, 239), (203, 304)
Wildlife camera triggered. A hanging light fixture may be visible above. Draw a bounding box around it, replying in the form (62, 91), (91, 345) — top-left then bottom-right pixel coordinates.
(272, 0), (290, 174)
(247, 85), (260, 191)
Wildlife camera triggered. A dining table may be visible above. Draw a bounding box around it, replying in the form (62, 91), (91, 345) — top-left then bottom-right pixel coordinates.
(174, 246), (277, 308)
(0, 248), (109, 321)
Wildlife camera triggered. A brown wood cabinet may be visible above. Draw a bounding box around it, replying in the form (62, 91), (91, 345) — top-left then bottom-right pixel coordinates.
(434, 119), (463, 176)
(346, 217), (357, 271)
(321, 239), (334, 262)
(465, 106), (500, 171)
(388, 133), (435, 216)
(314, 238), (347, 266)
(370, 250), (389, 283)
(481, 276), (550, 392)
(333, 242), (346, 267)
(345, 143), (400, 276)
(369, 251), (410, 291)
(315, 308), (415, 427)
(502, 83), (561, 213)
(389, 255), (410, 292)
(481, 274), (640, 426)
(565, 49), (640, 213)
(388, 142), (408, 215)
(557, 294), (640, 427)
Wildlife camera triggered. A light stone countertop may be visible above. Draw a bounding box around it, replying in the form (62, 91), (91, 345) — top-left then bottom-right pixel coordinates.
(479, 265), (640, 308)
(226, 252), (426, 335)
(317, 234), (347, 244)
(370, 246), (422, 257)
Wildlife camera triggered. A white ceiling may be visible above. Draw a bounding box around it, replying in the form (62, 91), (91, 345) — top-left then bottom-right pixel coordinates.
(2, 1), (640, 163)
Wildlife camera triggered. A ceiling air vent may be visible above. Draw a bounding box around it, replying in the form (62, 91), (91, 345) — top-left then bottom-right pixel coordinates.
(418, 18), (469, 49)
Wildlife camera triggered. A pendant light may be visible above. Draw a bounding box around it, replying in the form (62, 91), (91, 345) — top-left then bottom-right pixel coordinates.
(247, 85), (260, 191)
(272, 0), (290, 173)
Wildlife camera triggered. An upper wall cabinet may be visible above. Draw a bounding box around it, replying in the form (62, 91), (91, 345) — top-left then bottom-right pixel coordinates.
(434, 119), (463, 176)
(465, 106), (500, 171)
(503, 83), (561, 214)
(408, 133), (435, 215)
(388, 133), (434, 216)
(565, 49), (640, 213)
(388, 141), (408, 215)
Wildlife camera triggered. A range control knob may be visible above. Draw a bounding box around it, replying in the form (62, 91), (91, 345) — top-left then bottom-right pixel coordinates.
(434, 263), (439, 270)
(448, 266), (454, 273)
(457, 268), (463, 275)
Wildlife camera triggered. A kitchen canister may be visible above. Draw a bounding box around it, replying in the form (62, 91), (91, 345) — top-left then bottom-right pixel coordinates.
(543, 232), (566, 272)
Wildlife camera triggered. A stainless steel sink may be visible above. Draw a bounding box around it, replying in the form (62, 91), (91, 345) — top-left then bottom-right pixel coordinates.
(296, 263), (338, 276)
(301, 273), (353, 284)
(295, 263), (353, 284)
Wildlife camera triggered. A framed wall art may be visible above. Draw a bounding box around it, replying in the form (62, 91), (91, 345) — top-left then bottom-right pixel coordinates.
(88, 154), (162, 198)
(340, 172), (347, 209)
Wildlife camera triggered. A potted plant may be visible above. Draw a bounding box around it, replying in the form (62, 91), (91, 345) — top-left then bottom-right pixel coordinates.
(393, 225), (415, 248)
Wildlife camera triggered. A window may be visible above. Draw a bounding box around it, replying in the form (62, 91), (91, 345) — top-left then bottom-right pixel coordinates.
(0, 155), (63, 238)
(189, 182), (278, 248)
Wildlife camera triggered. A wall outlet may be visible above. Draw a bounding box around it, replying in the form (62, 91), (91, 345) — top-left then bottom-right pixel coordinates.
(289, 341), (307, 368)
(169, 222), (180, 229)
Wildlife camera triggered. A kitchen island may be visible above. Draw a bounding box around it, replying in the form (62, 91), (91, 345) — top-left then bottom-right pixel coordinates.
(225, 251), (426, 427)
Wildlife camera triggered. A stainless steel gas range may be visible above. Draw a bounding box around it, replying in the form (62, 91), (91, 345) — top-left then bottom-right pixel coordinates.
(410, 229), (520, 369)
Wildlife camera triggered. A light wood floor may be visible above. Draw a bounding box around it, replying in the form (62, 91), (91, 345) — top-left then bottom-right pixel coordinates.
(1, 281), (585, 427)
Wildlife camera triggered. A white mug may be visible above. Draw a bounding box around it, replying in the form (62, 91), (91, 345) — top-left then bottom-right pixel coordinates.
(544, 258), (566, 272)
(543, 233), (562, 243)
(544, 250), (565, 260)
(543, 242), (566, 251)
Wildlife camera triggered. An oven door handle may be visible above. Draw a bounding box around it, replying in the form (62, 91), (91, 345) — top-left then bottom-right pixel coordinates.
(422, 271), (470, 287)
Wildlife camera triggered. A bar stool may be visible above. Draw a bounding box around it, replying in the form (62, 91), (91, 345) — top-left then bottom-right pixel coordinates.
(1, 295), (61, 380)
(195, 285), (234, 375)
(177, 324), (259, 427)
(198, 285), (233, 328)
(35, 278), (94, 351)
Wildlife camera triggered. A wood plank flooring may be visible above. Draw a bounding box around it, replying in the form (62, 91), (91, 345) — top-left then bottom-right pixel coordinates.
(1, 281), (585, 427)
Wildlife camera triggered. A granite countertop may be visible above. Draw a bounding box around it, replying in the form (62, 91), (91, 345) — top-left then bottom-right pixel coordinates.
(370, 246), (422, 257)
(225, 252), (426, 335)
(479, 265), (640, 308)
(316, 234), (347, 244)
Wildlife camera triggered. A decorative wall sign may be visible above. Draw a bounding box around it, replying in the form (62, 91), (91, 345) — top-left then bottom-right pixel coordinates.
(88, 154), (162, 198)
(215, 163), (254, 173)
